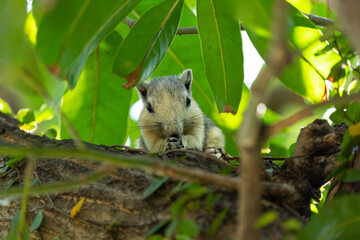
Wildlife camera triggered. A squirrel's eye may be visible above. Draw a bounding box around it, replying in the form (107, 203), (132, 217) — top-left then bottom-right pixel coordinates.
(186, 96), (191, 107)
(146, 102), (154, 113)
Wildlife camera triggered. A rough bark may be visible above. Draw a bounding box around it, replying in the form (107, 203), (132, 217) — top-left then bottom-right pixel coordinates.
(0, 113), (348, 239)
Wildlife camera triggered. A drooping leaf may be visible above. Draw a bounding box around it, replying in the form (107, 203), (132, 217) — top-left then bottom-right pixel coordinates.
(297, 194), (360, 240)
(61, 31), (131, 145)
(196, 0), (244, 112)
(36, 0), (141, 88)
(236, 0), (341, 103)
(113, 0), (184, 88)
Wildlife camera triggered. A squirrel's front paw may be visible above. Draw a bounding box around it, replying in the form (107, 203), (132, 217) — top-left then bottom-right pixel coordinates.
(165, 135), (184, 150)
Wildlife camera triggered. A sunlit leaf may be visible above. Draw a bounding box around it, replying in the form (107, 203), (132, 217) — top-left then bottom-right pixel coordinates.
(0, 98), (13, 115)
(61, 31), (131, 145)
(113, 0), (184, 88)
(17, 108), (35, 124)
(236, 0), (341, 103)
(197, 0), (244, 112)
(36, 0), (141, 88)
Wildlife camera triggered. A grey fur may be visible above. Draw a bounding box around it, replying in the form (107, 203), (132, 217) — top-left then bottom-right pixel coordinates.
(136, 69), (224, 152)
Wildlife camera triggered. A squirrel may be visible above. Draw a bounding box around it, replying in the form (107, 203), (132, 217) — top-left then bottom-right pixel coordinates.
(136, 69), (225, 153)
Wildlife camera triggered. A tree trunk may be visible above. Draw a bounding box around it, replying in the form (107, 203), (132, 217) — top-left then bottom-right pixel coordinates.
(0, 113), (348, 239)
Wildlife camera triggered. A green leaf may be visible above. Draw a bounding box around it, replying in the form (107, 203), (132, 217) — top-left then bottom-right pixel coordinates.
(347, 103), (360, 122)
(36, 0), (141, 88)
(297, 194), (360, 240)
(237, 0), (341, 103)
(209, 208), (228, 235)
(146, 219), (171, 237)
(341, 130), (360, 158)
(30, 211), (43, 231)
(6, 156), (23, 169)
(196, 0), (243, 112)
(343, 169), (360, 182)
(17, 108), (35, 124)
(165, 218), (179, 238)
(44, 128), (57, 139)
(7, 210), (29, 240)
(61, 31), (131, 145)
(283, 218), (302, 232)
(0, 98), (13, 115)
(142, 177), (169, 200)
(178, 218), (200, 237)
(113, 0), (184, 88)
(254, 210), (278, 228)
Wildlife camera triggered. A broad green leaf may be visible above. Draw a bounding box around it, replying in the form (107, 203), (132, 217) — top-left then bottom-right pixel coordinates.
(196, 0), (243, 112)
(142, 177), (169, 199)
(61, 31), (131, 145)
(236, 0), (341, 103)
(30, 211), (43, 231)
(113, 0), (184, 88)
(36, 0), (141, 88)
(297, 194), (360, 240)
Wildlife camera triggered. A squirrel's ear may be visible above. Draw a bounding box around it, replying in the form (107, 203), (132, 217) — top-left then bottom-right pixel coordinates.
(181, 69), (193, 94)
(136, 82), (149, 102)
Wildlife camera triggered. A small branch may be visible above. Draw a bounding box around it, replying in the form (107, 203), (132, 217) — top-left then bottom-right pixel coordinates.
(302, 12), (335, 28)
(265, 94), (360, 137)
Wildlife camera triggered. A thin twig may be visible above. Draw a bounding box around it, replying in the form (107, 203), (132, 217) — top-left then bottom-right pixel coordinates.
(265, 94), (360, 138)
(111, 144), (149, 154)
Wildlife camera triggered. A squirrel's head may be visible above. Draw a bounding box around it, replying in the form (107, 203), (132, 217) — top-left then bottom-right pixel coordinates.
(136, 69), (201, 138)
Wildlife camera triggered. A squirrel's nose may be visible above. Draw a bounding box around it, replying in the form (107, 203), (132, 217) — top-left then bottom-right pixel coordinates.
(170, 134), (180, 139)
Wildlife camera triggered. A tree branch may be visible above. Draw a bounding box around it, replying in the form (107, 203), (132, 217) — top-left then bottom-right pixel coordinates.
(236, 1), (293, 239)
(265, 94), (360, 138)
(122, 12), (334, 36)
